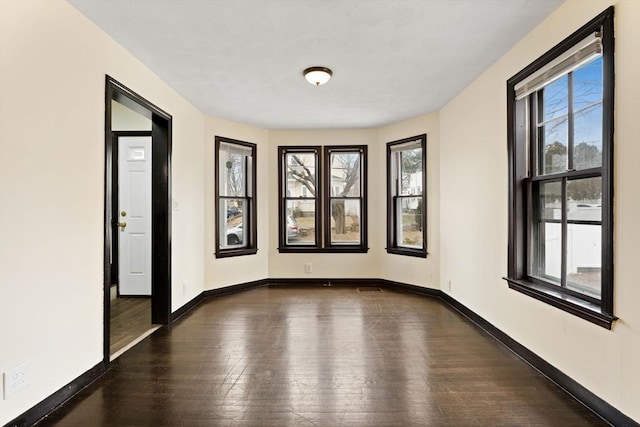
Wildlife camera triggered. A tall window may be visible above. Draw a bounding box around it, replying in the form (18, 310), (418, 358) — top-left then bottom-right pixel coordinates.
(506, 8), (614, 328)
(325, 146), (366, 248)
(387, 135), (427, 257)
(215, 136), (257, 258)
(281, 147), (320, 247)
(278, 145), (367, 252)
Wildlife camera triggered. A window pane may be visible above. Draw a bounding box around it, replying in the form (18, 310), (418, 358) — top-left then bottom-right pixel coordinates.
(399, 148), (422, 195)
(532, 222), (562, 284)
(286, 153), (316, 198)
(219, 150), (245, 197)
(219, 199), (246, 248)
(285, 200), (311, 245)
(330, 152), (360, 197)
(573, 104), (603, 170)
(507, 13), (613, 322)
(245, 156), (253, 197)
(330, 199), (360, 244)
(397, 197), (423, 249)
(538, 181), (562, 221)
(573, 56), (603, 111)
(567, 177), (602, 221)
(542, 75), (568, 122)
(540, 119), (568, 175)
(567, 223), (601, 298)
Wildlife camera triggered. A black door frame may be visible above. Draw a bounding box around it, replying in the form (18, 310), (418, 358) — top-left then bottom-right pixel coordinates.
(104, 76), (172, 364)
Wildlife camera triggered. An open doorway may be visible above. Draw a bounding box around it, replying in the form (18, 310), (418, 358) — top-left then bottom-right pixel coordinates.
(104, 76), (172, 363)
(110, 130), (154, 358)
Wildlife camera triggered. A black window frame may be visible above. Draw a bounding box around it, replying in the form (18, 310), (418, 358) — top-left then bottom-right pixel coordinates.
(278, 146), (322, 250)
(386, 134), (427, 258)
(278, 145), (368, 253)
(214, 136), (257, 258)
(505, 7), (615, 329)
(323, 146), (368, 251)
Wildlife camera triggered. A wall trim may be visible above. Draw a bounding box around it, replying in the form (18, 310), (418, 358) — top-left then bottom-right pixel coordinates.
(8, 278), (637, 427)
(170, 279), (270, 323)
(203, 278), (269, 298)
(170, 293), (204, 323)
(438, 292), (637, 427)
(4, 363), (106, 427)
(268, 277), (380, 287)
(379, 279), (441, 297)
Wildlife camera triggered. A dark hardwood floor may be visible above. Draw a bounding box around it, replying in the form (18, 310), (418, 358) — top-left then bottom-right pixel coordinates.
(39, 286), (607, 426)
(109, 286), (153, 357)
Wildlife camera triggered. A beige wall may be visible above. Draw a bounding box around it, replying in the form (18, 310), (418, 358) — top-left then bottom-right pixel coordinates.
(378, 113), (440, 288)
(204, 117), (270, 289)
(0, 0), (205, 423)
(439, 0), (640, 421)
(205, 122), (438, 290)
(268, 129), (383, 279)
(266, 122), (439, 286)
(1, 0), (638, 424)
(111, 100), (152, 131)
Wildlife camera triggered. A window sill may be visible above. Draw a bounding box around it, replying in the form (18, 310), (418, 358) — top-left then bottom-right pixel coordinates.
(386, 247), (427, 258)
(215, 248), (258, 259)
(278, 247), (369, 254)
(503, 277), (616, 329)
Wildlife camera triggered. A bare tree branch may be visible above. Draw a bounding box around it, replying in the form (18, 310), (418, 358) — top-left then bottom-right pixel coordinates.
(339, 155), (360, 197)
(288, 154), (316, 196)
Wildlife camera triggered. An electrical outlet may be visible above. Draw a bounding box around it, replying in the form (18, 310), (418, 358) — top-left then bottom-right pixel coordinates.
(447, 279), (452, 292)
(3, 362), (29, 399)
(182, 281), (187, 295)
(304, 263), (312, 273)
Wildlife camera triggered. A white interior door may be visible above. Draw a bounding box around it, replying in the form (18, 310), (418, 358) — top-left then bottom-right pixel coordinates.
(118, 136), (152, 296)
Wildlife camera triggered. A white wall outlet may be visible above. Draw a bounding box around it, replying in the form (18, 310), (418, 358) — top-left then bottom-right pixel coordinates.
(182, 281), (187, 295)
(447, 279), (452, 292)
(304, 263), (313, 273)
(3, 362), (29, 399)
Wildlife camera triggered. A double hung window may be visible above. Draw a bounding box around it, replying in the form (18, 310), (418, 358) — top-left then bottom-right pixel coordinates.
(278, 145), (367, 252)
(325, 146), (366, 248)
(386, 135), (427, 257)
(506, 8), (614, 328)
(281, 147), (320, 247)
(215, 136), (257, 258)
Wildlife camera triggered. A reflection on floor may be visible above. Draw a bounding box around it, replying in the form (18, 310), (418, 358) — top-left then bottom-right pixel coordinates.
(42, 286), (607, 426)
(109, 286), (157, 359)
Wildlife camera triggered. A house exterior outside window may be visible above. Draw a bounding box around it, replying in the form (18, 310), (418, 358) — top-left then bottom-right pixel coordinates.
(278, 145), (368, 252)
(386, 134), (427, 257)
(215, 136), (257, 258)
(505, 8), (614, 328)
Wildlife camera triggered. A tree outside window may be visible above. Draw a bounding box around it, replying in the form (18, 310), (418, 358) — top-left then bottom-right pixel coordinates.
(282, 149), (319, 246)
(278, 145), (367, 252)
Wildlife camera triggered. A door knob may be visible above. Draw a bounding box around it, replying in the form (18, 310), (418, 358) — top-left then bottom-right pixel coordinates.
(117, 221), (127, 229)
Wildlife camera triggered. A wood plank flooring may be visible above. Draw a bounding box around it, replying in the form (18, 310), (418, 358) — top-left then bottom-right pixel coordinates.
(109, 286), (153, 357)
(38, 286), (607, 426)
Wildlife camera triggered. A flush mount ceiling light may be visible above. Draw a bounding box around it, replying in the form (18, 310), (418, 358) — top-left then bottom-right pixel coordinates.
(303, 66), (333, 86)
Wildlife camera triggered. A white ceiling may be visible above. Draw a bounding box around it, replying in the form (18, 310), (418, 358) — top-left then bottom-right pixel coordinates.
(69, 0), (563, 130)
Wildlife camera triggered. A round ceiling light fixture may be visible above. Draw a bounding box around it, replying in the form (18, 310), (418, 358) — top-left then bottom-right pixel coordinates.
(303, 66), (333, 86)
